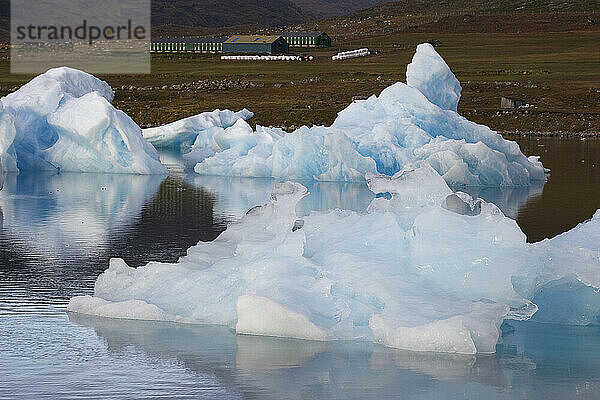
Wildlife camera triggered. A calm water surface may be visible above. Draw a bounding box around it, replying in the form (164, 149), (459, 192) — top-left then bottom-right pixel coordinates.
(1, 138), (600, 399)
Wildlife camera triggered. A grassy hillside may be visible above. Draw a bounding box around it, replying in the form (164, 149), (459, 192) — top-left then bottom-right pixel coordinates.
(291, 0), (390, 19)
(151, 0), (307, 28)
(294, 0), (599, 41)
(352, 0), (599, 15)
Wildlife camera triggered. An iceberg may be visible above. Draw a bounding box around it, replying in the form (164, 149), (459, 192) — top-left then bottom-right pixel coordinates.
(192, 122), (377, 181)
(68, 166), (599, 354)
(181, 43), (545, 186)
(142, 108), (254, 152)
(0, 67), (167, 175)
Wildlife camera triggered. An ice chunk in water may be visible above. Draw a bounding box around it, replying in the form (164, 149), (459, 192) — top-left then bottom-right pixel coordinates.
(193, 122), (377, 181)
(0, 67), (166, 174)
(184, 44), (544, 186)
(68, 167), (599, 354)
(142, 109), (253, 152)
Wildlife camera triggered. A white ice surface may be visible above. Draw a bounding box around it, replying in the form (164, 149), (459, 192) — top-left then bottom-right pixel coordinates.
(142, 108), (253, 152)
(0, 67), (166, 174)
(193, 123), (377, 181)
(406, 43), (462, 112)
(68, 166), (599, 354)
(184, 44), (544, 186)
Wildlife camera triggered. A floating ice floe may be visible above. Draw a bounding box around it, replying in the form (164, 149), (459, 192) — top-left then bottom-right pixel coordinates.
(189, 121), (376, 181)
(142, 108), (253, 152)
(68, 166), (600, 354)
(169, 43), (546, 186)
(0, 67), (166, 174)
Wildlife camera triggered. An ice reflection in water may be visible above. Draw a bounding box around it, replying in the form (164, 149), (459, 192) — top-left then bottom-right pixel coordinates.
(455, 183), (545, 220)
(185, 174), (545, 221)
(0, 172), (164, 261)
(60, 314), (600, 400)
(183, 174), (377, 219)
(0, 171), (225, 316)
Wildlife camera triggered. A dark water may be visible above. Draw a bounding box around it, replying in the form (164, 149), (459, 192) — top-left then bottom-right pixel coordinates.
(1, 139), (600, 399)
(464, 136), (600, 242)
(510, 136), (600, 242)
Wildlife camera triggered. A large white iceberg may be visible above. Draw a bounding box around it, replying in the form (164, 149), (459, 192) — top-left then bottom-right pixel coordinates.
(68, 166), (599, 354)
(178, 43), (545, 186)
(0, 67), (166, 174)
(142, 108), (254, 152)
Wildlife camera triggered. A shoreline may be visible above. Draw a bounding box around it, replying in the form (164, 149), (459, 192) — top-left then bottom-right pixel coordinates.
(501, 130), (600, 138)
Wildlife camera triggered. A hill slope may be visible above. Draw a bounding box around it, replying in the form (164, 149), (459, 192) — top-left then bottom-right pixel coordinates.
(295, 0), (599, 41)
(151, 0), (396, 28)
(291, 0), (390, 19)
(151, 0), (308, 28)
(349, 0), (600, 16)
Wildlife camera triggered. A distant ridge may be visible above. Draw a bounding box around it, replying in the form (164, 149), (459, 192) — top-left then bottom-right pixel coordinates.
(150, 0), (396, 28)
(345, 0), (600, 16)
(1, 0), (598, 43)
(298, 0), (600, 41)
(151, 0), (308, 28)
(291, 0), (391, 19)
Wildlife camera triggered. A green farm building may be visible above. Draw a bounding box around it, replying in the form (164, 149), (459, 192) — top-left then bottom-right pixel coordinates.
(150, 37), (227, 53)
(150, 33), (327, 54)
(276, 32), (331, 47)
(222, 35), (289, 54)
